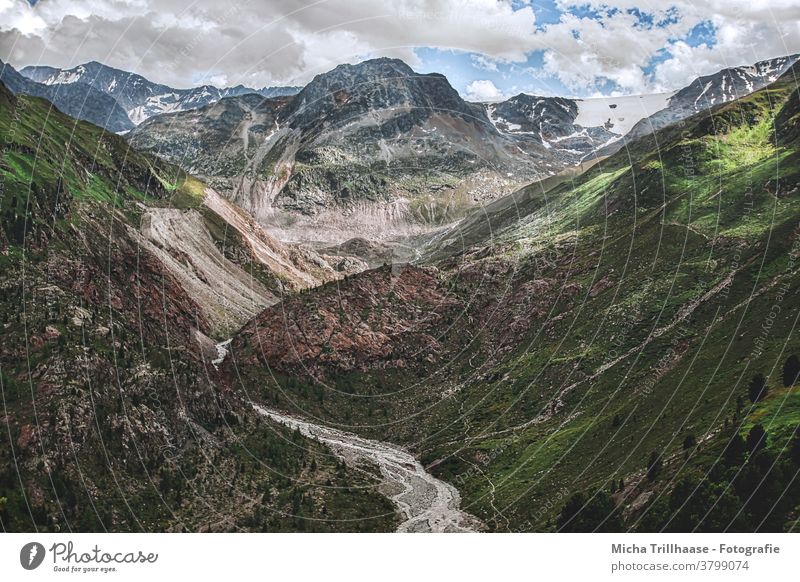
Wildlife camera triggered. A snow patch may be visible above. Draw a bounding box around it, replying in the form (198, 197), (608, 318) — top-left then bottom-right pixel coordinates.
(574, 92), (673, 135)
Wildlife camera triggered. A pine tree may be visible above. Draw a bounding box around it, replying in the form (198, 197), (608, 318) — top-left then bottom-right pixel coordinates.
(783, 355), (800, 387)
(723, 431), (746, 467)
(748, 373), (768, 404)
(789, 428), (800, 465)
(647, 451), (663, 481)
(556, 491), (624, 532)
(746, 424), (767, 455)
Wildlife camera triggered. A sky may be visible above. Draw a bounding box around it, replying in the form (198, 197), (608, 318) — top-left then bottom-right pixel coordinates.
(0, 0), (798, 99)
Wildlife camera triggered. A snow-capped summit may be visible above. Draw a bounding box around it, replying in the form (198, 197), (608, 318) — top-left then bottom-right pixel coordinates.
(600, 54), (800, 155)
(20, 61), (300, 126)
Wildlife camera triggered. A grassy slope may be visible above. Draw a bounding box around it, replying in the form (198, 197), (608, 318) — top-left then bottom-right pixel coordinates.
(421, 66), (800, 530)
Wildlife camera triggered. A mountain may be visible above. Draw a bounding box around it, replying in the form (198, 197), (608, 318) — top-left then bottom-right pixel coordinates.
(128, 93), (292, 193)
(601, 54), (799, 156)
(130, 58), (596, 245)
(488, 55), (799, 165)
(0, 67), (343, 335)
(258, 85), (302, 98)
(20, 61), (300, 125)
(0, 60), (134, 132)
(221, 61), (800, 531)
(0, 78), (395, 532)
(485, 93), (620, 157)
(130, 56), (794, 249)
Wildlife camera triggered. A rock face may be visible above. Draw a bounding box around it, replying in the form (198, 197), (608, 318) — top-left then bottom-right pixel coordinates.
(486, 93), (619, 157)
(129, 93), (291, 189)
(229, 264), (459, 374)
(278, 58), (479, 130)
(489, 94), (579, 135)
(20, 60), (300, 125)
(130, 185), (347, 336)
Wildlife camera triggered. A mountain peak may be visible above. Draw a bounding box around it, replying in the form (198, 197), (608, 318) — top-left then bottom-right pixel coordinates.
(281, 56), (471, 129)
(307, 57), (418, 87)
(337, 57), (415, 73)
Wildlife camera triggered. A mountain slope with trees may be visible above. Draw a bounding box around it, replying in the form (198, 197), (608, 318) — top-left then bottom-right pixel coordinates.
(0, 80), (395, 532)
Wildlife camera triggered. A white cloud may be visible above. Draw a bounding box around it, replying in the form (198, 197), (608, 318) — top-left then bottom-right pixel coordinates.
(0, 0), (542, 87)
(0, 0), (797, 93)
(203, 73), (228, 87)
(552, 0), (800, 92)
(0, 0), (46, 35)
(535, 10), (693, 94)
(470, 54), (499, 72)
(464, 79), (504, 101)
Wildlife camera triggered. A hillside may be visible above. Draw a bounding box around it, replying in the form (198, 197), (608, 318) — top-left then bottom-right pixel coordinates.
(0, 80), (395, 532)
(223, 61), (800, 531)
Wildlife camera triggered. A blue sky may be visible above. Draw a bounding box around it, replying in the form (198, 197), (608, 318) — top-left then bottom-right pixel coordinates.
(2, 1), (797, 97)
(414, 47), (571, 98)
(413, 4), (722, 99)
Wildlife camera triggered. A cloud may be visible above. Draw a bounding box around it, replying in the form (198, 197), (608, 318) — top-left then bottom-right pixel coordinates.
(551, 0), (800, 92)
(464, 79), (504, 101)
(204, 73), (228, 87)
(0, 0), (47, 35)
(0, 0), (541, 87)
(470, 54), (499, 72)
(0, 0), (797, 94)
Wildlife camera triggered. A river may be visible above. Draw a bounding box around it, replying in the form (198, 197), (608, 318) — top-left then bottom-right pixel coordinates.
(252, 404), (482, 533)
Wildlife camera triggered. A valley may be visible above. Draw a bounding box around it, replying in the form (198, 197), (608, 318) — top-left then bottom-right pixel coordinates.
(216, 58), (800, 531)
(2, 47), (800, 534)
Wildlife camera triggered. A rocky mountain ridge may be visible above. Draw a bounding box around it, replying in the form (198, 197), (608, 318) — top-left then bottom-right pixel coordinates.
(600, 53), (799, 156)
(19, 60), (300, 126)
(129, 58), (599, 245)
(129, 54), (799, 249)
(1, 59), (135, 132)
